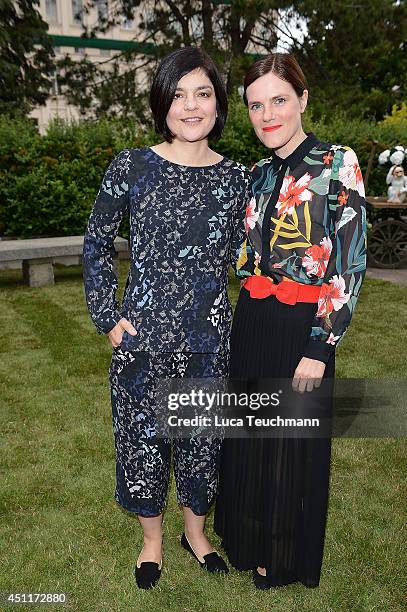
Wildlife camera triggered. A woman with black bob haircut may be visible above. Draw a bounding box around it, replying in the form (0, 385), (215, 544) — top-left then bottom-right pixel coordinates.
(83, 46), (250, 589)
(150, 47), (228, 142)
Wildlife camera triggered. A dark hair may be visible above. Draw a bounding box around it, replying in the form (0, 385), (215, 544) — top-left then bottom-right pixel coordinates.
(243, 53), (308, 105)
(149, 47), (228, 142)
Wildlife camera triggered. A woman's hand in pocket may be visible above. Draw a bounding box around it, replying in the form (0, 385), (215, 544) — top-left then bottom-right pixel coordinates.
(108, 318), (137, 348)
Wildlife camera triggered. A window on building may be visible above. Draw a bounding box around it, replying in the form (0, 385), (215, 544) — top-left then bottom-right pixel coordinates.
(46, 0), (58, 23)
(72, 0), (83, 25)
(122, 17), (134, 29)
(51, 71), (60, 96)
(74, 47), (86, 55)
(96, 0), (108, 22)
(100, 48), (110, 57)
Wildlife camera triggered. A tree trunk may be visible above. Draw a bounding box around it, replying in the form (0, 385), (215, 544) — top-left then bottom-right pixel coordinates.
(201, 0), (214, 51)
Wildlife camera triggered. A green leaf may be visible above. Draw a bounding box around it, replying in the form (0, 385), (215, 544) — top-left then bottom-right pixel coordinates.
(303, 156), (325, 165)
(309, 173), (331, 196)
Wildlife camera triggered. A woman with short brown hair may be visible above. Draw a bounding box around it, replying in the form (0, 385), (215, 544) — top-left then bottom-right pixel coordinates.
(215, 53), (366, 590)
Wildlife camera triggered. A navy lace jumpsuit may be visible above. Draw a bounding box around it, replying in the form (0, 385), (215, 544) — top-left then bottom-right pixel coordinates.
(83, 147), (250, 516)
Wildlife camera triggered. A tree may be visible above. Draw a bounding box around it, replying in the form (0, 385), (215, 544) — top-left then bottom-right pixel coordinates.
(57, 0), (290, 118)
(0, 0), (55, 117)
(287, 0), (407, 120)
(57, 0), (407, 120)
(85, 0), (287, 90)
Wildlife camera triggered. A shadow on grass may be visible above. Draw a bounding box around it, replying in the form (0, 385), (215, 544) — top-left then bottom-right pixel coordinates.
(0, 264), (85, 289)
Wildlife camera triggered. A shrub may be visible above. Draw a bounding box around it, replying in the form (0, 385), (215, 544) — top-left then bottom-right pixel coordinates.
(0, 100), (406, 238)
(0, 116), (158, 237)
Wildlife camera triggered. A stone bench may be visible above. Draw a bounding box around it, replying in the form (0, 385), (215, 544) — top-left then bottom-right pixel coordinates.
(0, 236), (129, 287)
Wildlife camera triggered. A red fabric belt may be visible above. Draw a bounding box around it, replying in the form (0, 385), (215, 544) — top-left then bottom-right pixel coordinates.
(242, 275), (321, 305)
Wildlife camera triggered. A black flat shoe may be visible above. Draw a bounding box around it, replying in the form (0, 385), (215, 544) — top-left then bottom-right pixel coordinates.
(252, 568), (272, 590)
(180, 533), (229, 574)
(134, 557), (162, 590)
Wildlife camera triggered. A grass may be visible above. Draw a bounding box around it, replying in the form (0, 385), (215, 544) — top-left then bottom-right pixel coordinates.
(0, 262), (406, 612)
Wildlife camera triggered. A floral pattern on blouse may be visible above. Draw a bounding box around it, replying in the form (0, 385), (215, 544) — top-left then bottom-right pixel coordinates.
(83, 147), (251, 354)
(236, 133), (367, 363)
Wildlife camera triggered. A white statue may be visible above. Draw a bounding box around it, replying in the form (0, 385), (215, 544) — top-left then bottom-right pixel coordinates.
(387, 165), (407, 203)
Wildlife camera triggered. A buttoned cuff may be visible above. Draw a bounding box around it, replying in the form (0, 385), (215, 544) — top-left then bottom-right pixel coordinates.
(303, 338), (335, 364)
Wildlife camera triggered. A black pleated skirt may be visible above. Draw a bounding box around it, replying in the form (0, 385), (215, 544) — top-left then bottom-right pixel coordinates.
(214, 288), (335, 588)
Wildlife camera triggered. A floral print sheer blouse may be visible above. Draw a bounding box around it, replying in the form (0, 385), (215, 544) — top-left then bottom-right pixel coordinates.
(236, 133), (367, 364)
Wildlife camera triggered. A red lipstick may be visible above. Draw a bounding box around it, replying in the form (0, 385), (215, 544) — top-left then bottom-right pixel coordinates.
(262, 125), (282, 132)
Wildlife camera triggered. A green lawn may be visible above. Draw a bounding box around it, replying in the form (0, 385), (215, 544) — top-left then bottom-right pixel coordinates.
(1, 263), (406, 612)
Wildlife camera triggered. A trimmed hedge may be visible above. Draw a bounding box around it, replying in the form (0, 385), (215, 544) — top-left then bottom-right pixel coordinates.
(0, 98), (406, 238)
(0, 116), (157, 238)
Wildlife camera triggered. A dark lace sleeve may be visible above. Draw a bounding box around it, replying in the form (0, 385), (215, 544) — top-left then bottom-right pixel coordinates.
(230, 166), (251, 267)
(83, 150), (132, 334)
